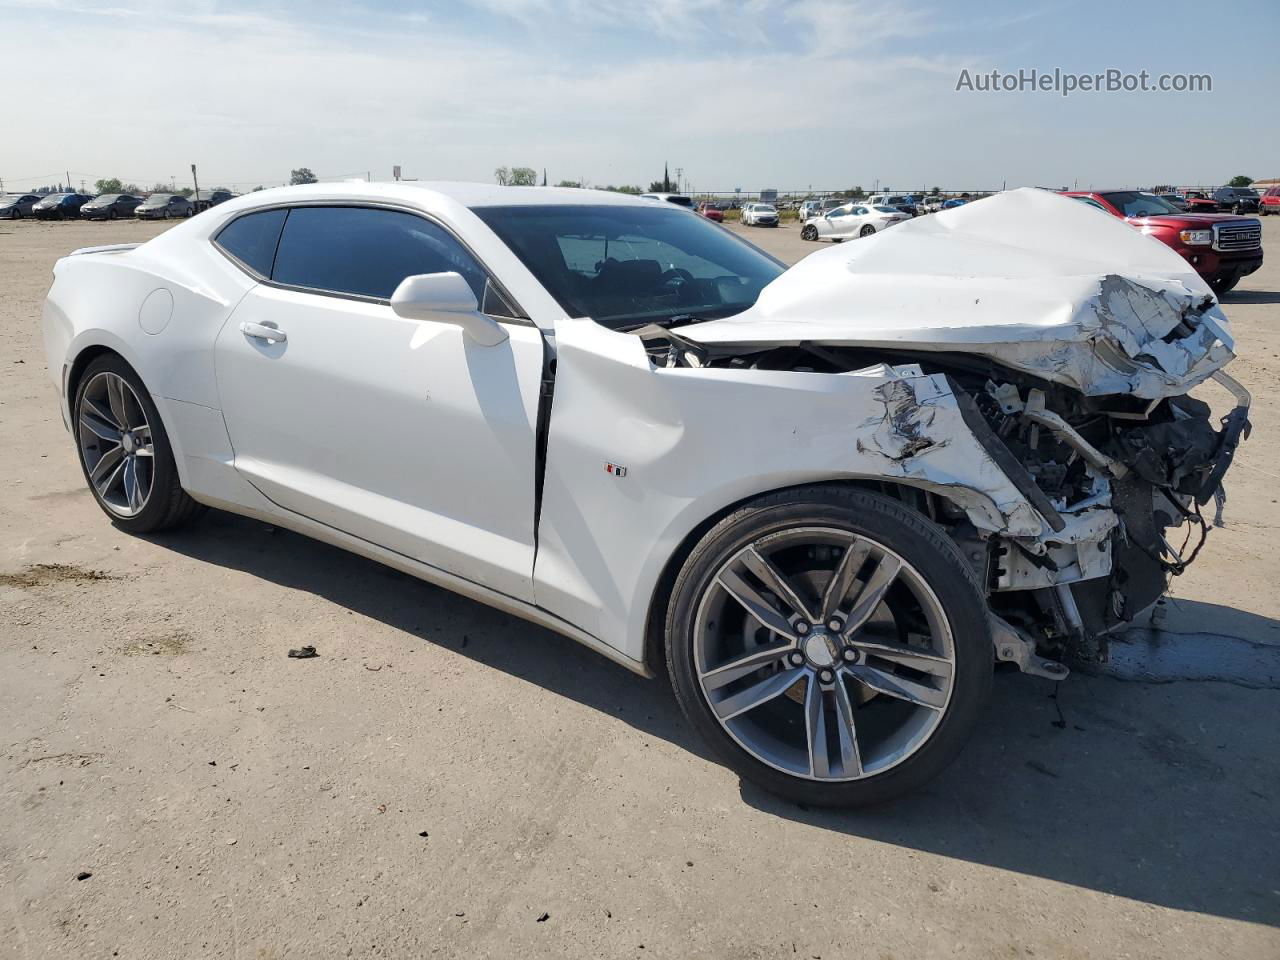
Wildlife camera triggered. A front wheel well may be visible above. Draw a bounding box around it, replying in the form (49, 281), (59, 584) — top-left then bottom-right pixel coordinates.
(640, 478), (971, 675)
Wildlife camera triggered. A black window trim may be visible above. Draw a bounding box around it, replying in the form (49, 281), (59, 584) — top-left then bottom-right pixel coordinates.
(211, 200), (532, 326)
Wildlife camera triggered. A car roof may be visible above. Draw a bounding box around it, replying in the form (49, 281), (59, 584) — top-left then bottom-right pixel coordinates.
(233, 181), (653, 211)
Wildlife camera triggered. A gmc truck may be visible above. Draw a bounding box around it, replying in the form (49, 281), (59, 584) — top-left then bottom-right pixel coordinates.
(1064, 190), (1262, 295)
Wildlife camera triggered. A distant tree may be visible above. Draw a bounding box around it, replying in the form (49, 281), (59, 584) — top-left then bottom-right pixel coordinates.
(212, 186), (230, 193)
(494, 166), (511, 186)
(648, 180), (666, 193)
(252, 185), (266, 192)
(290, 167), (317, 185)
(600, 184), (642, 194)
(929, 186), (940, 196)
(663, 162), (671, 192)
(846, 186), (865, 198)
(95, 177), (124, 193)
(510, 167), (537, 186)
(1227, 175), (1254, 188)
(555, 179), (581, 188)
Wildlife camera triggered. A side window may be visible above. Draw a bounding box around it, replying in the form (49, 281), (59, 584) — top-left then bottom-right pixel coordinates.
(215, 209), (288, 278)
(271, 206), (488, 301)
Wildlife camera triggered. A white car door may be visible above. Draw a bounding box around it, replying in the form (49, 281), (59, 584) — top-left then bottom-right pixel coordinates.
(212, 204), (546, 601)
(820, 205), (855, 239)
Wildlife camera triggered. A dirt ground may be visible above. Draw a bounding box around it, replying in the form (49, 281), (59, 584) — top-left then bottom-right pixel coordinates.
(2, 212), (1278, 960)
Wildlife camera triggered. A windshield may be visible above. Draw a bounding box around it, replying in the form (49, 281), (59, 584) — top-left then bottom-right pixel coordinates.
(40, 194), (68, 203)
(142, 195), (169, 205)
(474, 204), (785, 330)
(1099, 191), (1183, 217)
(93, 194), (120, 203)
(755, 205), (776, 213)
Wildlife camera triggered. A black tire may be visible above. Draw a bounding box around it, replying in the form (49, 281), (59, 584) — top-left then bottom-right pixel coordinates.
(801, 224), (818, 241)
(859, 224), (876, 237)
(665, 486), (992, 808)
(109, 209), (118, 220)
(72, 354), (204, 533)
(1211, 276), (1239, 296)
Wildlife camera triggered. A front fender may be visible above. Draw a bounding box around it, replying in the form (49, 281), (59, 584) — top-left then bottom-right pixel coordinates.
(533, 319), (1051, 664)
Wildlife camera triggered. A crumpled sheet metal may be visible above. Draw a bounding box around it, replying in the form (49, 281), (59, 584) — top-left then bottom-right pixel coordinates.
(686, 188), (1236, 399)
(844, 365), (1046, 538)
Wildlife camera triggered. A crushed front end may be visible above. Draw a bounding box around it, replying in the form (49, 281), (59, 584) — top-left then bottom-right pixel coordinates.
(643, 290), (1249, 673)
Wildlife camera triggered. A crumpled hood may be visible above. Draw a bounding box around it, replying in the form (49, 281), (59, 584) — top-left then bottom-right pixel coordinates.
(686, 188), (1235, 398)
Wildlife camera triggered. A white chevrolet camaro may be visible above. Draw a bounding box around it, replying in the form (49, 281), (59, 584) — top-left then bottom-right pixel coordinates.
(42, 184), (1248, 806)
(800, 202), (908, 242)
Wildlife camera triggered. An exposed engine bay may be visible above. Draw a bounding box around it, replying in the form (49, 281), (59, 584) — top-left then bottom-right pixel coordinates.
(637, 324), (1250, 669)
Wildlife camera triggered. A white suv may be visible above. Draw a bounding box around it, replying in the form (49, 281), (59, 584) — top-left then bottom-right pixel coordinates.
(741, 203), (780, 227)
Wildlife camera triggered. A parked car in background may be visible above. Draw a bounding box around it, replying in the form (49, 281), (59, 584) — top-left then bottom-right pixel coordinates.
(1064, 189), (1262, 294)
(866, 194), (919, 217)
(1181, 191), (1219, 214)
(136, 194), (194, 220)
(800, 198), (848, 223)
(1259, 185), (1280, 216)
(192, 189), (236, 213)
(697, 201), (724, 222)
(1157, 193), (1189, 212)
(639, 193), (694, 209)
(0, 193), (40, 218)
(941, 197), (968, 209)
(1211, 187), (1260, 215)
(81, 194), (144, 220)
(920, 196), (946, 214)
(740, 202), (780, 226)
(800, 203), (908, 241)
(32, 193), (93, 220)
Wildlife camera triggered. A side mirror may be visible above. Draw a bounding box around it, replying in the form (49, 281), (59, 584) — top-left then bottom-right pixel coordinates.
(390, 272), (508, 347)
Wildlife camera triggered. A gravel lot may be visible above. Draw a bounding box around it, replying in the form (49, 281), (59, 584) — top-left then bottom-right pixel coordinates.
(2, 212), (1279, 959)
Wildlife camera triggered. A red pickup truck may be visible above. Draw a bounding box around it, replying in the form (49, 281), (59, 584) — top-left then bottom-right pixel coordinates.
(1063, 190), (1262, 295)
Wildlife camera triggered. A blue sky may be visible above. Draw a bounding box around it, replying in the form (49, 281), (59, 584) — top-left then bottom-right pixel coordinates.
(1, 0), (1276, 194)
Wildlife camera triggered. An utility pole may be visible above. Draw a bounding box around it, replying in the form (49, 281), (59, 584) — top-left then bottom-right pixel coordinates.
(191, 164), (201, 208)
(676, 167), (684, 194)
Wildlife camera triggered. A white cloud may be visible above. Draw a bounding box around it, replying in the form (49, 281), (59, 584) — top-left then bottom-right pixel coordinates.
(0, 0), (1272, 192)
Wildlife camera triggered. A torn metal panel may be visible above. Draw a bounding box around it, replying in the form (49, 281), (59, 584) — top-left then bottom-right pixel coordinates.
(684, 188), (1235, 399)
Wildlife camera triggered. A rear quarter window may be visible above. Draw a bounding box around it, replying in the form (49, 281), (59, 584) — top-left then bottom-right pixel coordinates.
(214, 209), (288, 278)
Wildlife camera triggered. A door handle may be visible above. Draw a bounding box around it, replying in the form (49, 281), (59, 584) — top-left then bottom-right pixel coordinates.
(240, 321), (287, 344)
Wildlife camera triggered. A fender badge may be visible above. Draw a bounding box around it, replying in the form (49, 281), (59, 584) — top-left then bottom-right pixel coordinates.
(605, 462), (627, 478)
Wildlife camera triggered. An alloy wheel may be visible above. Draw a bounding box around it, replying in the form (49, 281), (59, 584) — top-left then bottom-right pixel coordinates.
(693, 526), (955, 781)
(77, 371), (155, 518)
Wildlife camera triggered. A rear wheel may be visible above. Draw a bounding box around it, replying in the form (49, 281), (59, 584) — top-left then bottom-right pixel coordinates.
(860, 224), (876, 238)
(801, 224), (818, 241)
(1211, 275), (1239, 296)
(666, 486), (992, 807)
(73, 354), (204, 533)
